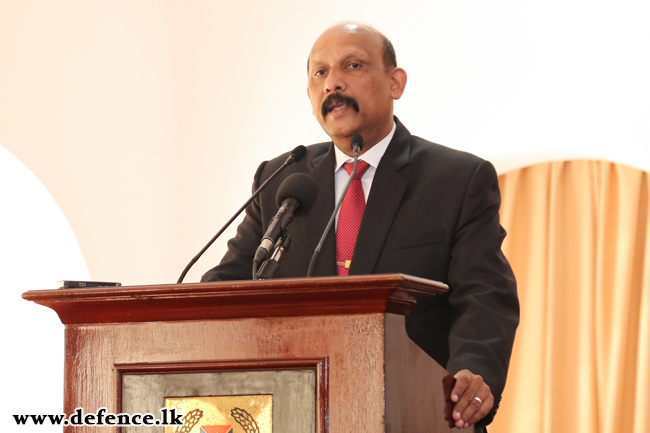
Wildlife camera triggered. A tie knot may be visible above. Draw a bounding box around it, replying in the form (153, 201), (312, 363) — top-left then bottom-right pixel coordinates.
(343, 160), (371, 180)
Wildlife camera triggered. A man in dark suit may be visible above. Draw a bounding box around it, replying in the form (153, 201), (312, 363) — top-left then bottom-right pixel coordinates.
(202, 23), (519, 431)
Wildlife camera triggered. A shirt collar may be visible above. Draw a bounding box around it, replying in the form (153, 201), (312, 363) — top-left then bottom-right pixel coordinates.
(333, 121), (397, 171)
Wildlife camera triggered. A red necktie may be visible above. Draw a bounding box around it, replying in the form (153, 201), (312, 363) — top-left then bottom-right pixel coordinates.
(336, 160), (371, 276)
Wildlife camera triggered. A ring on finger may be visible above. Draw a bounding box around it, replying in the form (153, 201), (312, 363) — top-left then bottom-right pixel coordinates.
(474, 396), (483, 405)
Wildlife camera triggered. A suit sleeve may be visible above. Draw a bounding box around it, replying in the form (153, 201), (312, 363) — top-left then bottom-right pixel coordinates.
(200, 162), (267, 281)
(446, 160), (519, 426)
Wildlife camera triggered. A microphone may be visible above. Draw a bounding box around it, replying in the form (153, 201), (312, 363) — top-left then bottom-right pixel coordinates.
(350, 133), (364, 156)
(285, 145), (308, 164)
(306, 134), (364, 277)
(253, 173), (318, 277)
(176, 145), (307, 283)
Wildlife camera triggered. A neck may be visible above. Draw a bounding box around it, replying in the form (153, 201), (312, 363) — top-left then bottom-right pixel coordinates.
(332, 119), (393, 157)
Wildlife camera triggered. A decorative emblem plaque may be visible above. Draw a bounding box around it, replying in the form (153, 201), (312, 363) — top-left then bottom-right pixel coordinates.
(164, 395), (272, 433)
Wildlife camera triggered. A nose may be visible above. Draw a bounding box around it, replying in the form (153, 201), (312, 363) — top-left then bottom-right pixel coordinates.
(324, 68), (346, 94)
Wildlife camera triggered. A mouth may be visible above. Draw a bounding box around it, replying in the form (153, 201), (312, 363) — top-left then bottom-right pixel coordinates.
(321, 93), (360, 118)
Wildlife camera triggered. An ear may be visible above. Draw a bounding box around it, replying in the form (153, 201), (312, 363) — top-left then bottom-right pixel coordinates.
(390, 68), (407, 100)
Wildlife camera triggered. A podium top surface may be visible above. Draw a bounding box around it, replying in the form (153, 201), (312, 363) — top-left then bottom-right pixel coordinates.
(22, 274), (448, 325)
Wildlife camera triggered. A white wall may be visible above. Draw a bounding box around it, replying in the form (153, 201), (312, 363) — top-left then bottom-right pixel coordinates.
(2, 0), (648, 286)
(0, 145), (90, 430)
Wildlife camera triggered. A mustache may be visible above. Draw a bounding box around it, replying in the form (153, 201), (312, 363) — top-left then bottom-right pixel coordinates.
(321, 93), (360, 117)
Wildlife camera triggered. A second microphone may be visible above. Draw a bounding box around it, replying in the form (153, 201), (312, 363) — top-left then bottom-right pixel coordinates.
(253, 173), (318, 275)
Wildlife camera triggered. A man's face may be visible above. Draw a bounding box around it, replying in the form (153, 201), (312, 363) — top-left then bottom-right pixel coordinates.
(307, 25), (405, 152)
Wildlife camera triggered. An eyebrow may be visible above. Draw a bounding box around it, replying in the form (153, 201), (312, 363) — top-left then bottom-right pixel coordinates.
(308, 49), (371, 71)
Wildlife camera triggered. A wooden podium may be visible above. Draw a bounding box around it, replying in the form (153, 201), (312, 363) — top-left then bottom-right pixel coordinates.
(23, 274), (463, 432)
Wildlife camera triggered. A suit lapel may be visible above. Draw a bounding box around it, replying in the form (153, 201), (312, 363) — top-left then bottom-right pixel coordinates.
(349, 118), (411, 275)
(300, 144), (337, 276)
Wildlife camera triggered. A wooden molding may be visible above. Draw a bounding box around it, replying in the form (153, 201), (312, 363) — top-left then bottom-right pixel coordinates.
(23, 274), (448, 325)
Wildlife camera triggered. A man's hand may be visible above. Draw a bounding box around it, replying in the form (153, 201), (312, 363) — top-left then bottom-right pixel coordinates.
(446, 369), (494, 429)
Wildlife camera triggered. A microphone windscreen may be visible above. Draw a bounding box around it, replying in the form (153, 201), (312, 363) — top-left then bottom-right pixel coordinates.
(290, 145), (308, 162)
(351, 134), (364, 151)
(276, 173), (318, 217)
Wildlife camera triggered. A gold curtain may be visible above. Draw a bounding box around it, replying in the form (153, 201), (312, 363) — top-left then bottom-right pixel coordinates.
(491, 160), (650, 433)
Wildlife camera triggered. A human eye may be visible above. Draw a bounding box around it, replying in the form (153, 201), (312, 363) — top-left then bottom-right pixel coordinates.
(314, 69), (326, 76)
(347, 62), (362, 70)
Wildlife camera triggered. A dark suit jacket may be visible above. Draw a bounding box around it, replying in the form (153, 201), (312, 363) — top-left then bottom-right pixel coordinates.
(202, 117), (519, 429)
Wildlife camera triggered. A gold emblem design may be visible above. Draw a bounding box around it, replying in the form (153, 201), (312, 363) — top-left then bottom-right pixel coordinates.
(175, 408), (204, 433)
(231, 408), (260, 433)
(165, 395), (272, 433)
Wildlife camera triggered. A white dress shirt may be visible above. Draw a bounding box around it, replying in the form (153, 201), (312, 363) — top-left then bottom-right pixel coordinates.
(333, 121), (397, 228)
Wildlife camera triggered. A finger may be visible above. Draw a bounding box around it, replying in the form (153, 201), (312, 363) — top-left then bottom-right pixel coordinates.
(450, 371), (471, 404)
(459, 384), (492, 428)
(457, 384), (484, 422)
(451, 373), (473, 426)
(465, 393), (494, 427)
(453, 375), (484, 427)
(454, 393), (481, 428)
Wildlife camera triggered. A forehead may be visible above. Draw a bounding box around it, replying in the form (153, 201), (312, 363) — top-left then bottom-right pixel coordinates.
(309, 25), (384, 66)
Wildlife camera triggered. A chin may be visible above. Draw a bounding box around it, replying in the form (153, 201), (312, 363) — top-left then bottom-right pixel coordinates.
(324, 120), (361, 140)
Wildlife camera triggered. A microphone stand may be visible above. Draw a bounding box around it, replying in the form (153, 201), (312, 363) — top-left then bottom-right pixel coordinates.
(177, 147), (305, 283)
(255, 235), (291, 280)
(306, 141), (362, 277)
